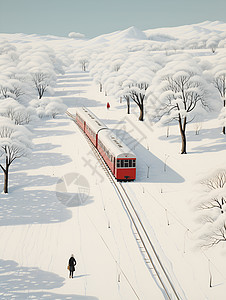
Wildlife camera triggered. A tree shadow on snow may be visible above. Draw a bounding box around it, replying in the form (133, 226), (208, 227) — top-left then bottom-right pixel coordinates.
(158, 126), (226, 154)
(63, 97), (103, 109)
(12, 147), (71, 172)
(57, 72), (92, 81)
(54, 89), (86, 98)
(0, 171), (94, 226)
(0, 188), (72, 226)
(0, 117), (94, 226)
(113, 129), (184, 183)
(0, 259), (98, 300)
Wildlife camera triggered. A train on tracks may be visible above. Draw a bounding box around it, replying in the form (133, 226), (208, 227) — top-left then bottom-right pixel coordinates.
(68, 107), (136, 181)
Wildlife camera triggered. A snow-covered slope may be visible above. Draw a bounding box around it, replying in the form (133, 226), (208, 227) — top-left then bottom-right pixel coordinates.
(2, 20), (225, 47)
(144, 20), (226, 40)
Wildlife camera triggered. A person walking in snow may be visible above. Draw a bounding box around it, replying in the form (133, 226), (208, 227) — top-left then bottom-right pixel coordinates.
(68, 254), (76, 278)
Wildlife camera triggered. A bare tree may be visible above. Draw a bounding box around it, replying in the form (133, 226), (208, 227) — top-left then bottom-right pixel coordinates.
(198, 222), (226, 248)
(0, 85), (9, 98)
(0, 99), (33, 125)
(149, 66), (211, 154)
(79, 59), (89, 72)
(9, 84), (25, 100)
(114, 77), (131, 114)
(206, 37), (219, 54)
(128, 82), (149, 121)
(0, 84), (25, 100)
(31, 72), (54, 99)
(2, 107), (32, 125)
(195, 170), (226, 248)
(113, 64), (121, 72)
(199, 170), (226, 213)
(213, 72), (226, 134)
(99, 81), (103, 92)
(124, 95), (130, 114)
(193, 122), (202, 135)
(0, 119), (32, 193)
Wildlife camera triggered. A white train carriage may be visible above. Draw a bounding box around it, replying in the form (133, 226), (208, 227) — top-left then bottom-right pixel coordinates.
(75, 107), (107, 146)
(98, 129), (136, 181)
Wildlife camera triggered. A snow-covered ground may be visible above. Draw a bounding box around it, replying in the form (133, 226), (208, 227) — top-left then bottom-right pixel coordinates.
(0, 71), (164, 300)
(1, 22), (226, 299)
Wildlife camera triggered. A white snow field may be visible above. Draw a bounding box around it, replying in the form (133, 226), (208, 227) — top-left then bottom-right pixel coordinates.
(1, 21), (226, 299)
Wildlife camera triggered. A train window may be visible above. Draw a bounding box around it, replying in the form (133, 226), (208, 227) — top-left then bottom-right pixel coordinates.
(117, 159), (136, 168)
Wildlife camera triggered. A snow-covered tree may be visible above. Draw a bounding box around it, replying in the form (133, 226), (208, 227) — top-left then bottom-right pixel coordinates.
(114, 75), (131, 114)
(30, 97), (67, 119)
(219, 107), (226, 133)
(0, 76), (26, 100)
(0, 40), (17, 55)
(121, 77), (149, 121)
(194, 170), (226, 248)
(0, 117), (33, 193)
(45, 99), (67, 118)
(31, 72), (56, 99)
(113, 53), (161, 120)
(0, 51), (25, 101)
(0, 98), (35, 125)
(212, 62), (226, 134)
(89, 50), (128, 95)
(79, 58), (89, 72)
(17, 44), (64, 99)
(147, 55), (216, 154)
(206, 35), (220, 53)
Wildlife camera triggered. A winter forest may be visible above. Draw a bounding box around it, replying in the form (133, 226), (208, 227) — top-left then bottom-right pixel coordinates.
(0, 21), (226, 299)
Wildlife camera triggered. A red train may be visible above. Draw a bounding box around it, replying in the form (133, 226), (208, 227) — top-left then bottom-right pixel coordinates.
(69, 107), (136, 181)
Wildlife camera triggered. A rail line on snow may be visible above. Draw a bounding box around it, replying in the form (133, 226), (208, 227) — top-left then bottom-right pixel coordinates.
(67, 111), (182, 300)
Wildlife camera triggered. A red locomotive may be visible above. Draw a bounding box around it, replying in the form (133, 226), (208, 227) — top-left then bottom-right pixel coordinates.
(70, 107), (136, 181)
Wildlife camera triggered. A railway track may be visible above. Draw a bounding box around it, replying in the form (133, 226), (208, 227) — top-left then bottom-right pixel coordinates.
(67, 111), (183, 300)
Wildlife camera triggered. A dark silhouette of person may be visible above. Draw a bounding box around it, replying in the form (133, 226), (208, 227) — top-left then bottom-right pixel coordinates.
(68, 254), (76, 278)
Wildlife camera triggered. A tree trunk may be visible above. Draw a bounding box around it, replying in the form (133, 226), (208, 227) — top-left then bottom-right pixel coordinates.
(180, 129), (187, 154)
(178, 116), (187, 154)
(126, 96), (130, 114)
(138, 102), (144, 121)
(223, 99), (226, 134)
(3, 161), (9, 194)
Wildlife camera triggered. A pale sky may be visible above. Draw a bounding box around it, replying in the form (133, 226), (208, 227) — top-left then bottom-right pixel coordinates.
(0, 0), (226, 38)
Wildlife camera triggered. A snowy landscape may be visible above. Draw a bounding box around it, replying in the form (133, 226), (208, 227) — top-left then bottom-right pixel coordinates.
(0, 20), (226, 299)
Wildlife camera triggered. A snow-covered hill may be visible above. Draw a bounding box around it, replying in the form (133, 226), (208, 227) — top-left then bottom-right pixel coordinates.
(145, 20), (226, 40)
(1, 20), (226, 46)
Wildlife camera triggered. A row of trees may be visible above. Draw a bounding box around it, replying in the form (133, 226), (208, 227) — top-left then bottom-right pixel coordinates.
(87, 48), (225, 154)
(146, 26), (226, 53)
(0, 41), (66, 193)
(0, 42), (60, 102)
